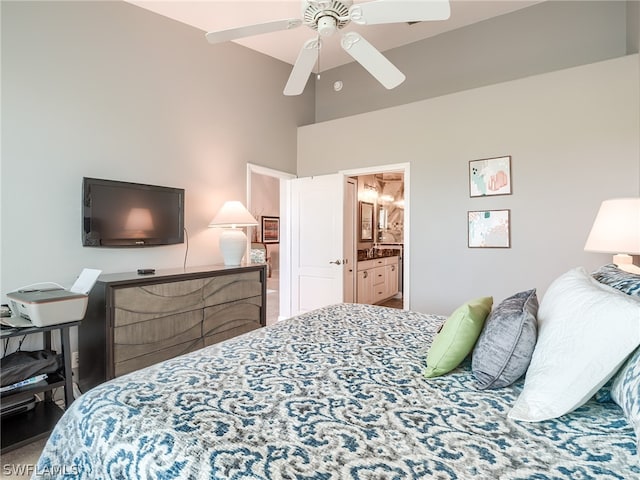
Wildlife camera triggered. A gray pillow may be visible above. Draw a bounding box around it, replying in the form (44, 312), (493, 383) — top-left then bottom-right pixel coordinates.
(472, 289), (538, 389)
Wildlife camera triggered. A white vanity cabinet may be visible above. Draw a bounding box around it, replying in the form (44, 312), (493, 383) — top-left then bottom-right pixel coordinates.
(357, 256), (399, 305)
(356, 266), (374, 304)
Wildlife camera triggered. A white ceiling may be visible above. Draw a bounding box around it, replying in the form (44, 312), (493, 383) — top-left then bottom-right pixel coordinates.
(127, 0), (545, 71)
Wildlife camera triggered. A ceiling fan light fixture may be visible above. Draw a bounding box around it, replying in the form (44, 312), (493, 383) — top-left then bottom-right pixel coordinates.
(205, 0), (450, 96)
(317, 15), (338, 36)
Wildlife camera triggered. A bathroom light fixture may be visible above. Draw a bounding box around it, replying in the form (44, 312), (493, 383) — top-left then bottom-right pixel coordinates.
(209, 201), (258, 266)
(584, 197), (640, 273)
(360, 183), (378, 202)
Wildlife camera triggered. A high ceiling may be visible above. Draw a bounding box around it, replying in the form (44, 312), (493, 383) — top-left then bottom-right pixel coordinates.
(126, 0), (545, 71)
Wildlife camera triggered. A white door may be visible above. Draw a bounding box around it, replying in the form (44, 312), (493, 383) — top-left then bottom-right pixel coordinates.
(343, 178), (357, 303)
(290, 174), (344, 315)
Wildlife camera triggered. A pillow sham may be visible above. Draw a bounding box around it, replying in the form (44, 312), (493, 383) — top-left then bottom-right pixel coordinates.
(592, 263), (640, 297)
(611, 346), (640, 455)
(472, 289), (538, 390)
(509, 267), (640, 422)
(424, 296), (492, 378)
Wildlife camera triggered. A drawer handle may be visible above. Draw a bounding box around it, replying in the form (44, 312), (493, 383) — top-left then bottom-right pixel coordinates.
(363, 271), (368, 278)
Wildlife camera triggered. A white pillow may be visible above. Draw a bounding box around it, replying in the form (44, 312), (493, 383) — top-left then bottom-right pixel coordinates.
(509, 267), (640, 422)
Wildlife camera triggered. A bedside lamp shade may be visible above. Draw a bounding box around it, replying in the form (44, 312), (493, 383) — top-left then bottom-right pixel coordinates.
(584, 198), (640, 273)
(209, 201), (258, 266)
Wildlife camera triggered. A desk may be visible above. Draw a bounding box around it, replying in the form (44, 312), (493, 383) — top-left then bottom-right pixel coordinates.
(0, 321), (79, 453)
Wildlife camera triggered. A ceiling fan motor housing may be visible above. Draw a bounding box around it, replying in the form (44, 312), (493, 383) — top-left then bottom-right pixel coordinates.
(303, 0), (352, 35)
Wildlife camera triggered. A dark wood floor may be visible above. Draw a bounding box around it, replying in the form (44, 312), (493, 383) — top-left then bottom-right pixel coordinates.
(378, 296), (403, 309)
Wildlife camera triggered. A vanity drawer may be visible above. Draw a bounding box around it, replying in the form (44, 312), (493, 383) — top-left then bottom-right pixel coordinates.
(373, 285), (389, 304)
(373, 266), (386, 285)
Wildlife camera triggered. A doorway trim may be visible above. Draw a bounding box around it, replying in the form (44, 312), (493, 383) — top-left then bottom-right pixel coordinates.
(340, 162), (410, 309)
(246, 163), (297, 321)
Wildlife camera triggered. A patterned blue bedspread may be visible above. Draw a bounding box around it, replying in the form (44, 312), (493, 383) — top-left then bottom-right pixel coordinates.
(37, 303), (638, 479)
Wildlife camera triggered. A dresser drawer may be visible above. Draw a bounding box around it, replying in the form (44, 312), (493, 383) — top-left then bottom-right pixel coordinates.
(203, 296), (262, 345)
(203, 322), (261, 347)
(113, 310), (203, 363)
(113, 279), (204, 327)
(203, 271), (262, 307)
(114, 338), (204, 377)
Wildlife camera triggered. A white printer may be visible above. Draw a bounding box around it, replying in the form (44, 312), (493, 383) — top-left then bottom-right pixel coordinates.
(5, 268), (101, 327)
(6, 289), (88, 327)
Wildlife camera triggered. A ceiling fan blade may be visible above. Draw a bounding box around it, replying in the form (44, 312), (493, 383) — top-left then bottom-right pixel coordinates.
(283, 38), (320, 96)
(340, 32), (405, 89)
(349, 0), (451, 25)
(205, 18), (302, 44)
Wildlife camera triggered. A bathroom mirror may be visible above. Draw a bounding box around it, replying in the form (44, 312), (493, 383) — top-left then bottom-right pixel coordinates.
(360, 202), (374, 242)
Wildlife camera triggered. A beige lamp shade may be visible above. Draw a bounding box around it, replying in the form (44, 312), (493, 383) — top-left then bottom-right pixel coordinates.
(209, 201), (257, 266)
(584, 198), (640, 254)
(584, 198), (640, 273)
(209, 201), (258, 228)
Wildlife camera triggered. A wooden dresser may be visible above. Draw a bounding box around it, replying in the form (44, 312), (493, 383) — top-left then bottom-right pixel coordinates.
(78, 264), (266, 392)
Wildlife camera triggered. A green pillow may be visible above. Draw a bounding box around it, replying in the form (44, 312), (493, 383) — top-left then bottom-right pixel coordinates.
(424, 297), (493, 378)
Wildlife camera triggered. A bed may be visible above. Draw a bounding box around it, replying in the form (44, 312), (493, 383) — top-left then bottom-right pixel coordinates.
(36, 267), (640, 479)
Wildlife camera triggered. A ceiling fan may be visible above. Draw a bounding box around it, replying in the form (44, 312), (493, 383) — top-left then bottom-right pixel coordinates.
(205, 0), (451, 96)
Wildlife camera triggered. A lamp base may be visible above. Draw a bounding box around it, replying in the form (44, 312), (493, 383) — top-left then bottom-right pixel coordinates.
(613, 254), (640, 274)
(219, 228), (247, 266)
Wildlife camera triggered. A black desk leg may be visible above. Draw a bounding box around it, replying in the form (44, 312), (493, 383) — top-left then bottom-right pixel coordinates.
(44, 331), (53, 403)
(60, 326), (74, 407)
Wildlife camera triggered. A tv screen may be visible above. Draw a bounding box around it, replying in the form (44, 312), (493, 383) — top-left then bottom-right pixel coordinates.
(82, 177), (184, 247)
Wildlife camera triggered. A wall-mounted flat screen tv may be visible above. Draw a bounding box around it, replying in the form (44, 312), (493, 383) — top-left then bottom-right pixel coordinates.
(82, 177), (184, 247)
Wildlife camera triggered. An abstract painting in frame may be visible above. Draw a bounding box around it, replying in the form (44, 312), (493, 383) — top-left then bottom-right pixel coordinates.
(469, 156), (512, 197)
(468, 209), (511, 248)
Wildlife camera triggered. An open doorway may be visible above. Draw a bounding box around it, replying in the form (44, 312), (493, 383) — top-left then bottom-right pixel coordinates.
(351, 171), (405, 309)
(247, 164), (296, 325)
(285, 163), (410, 317)
(343, 163), (409, 310)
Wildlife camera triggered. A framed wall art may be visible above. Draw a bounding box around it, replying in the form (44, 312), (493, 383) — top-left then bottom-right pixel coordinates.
(261, 216), (280, 244)
(469, 155), (512, 197)
(468, 209), (510, 248)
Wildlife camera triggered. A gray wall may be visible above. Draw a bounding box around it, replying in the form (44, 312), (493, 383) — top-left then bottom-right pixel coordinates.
(298, 55), (639, 315)
(629, 0), (640, 53)
(1, 0), (638, 322)
(1, 1), (313, 299)
(315, 1), (632, 123)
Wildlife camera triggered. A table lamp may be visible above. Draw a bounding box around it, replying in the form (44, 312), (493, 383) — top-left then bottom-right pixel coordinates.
(584, 197), (640, 274)
(209, 201), (258, 266)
